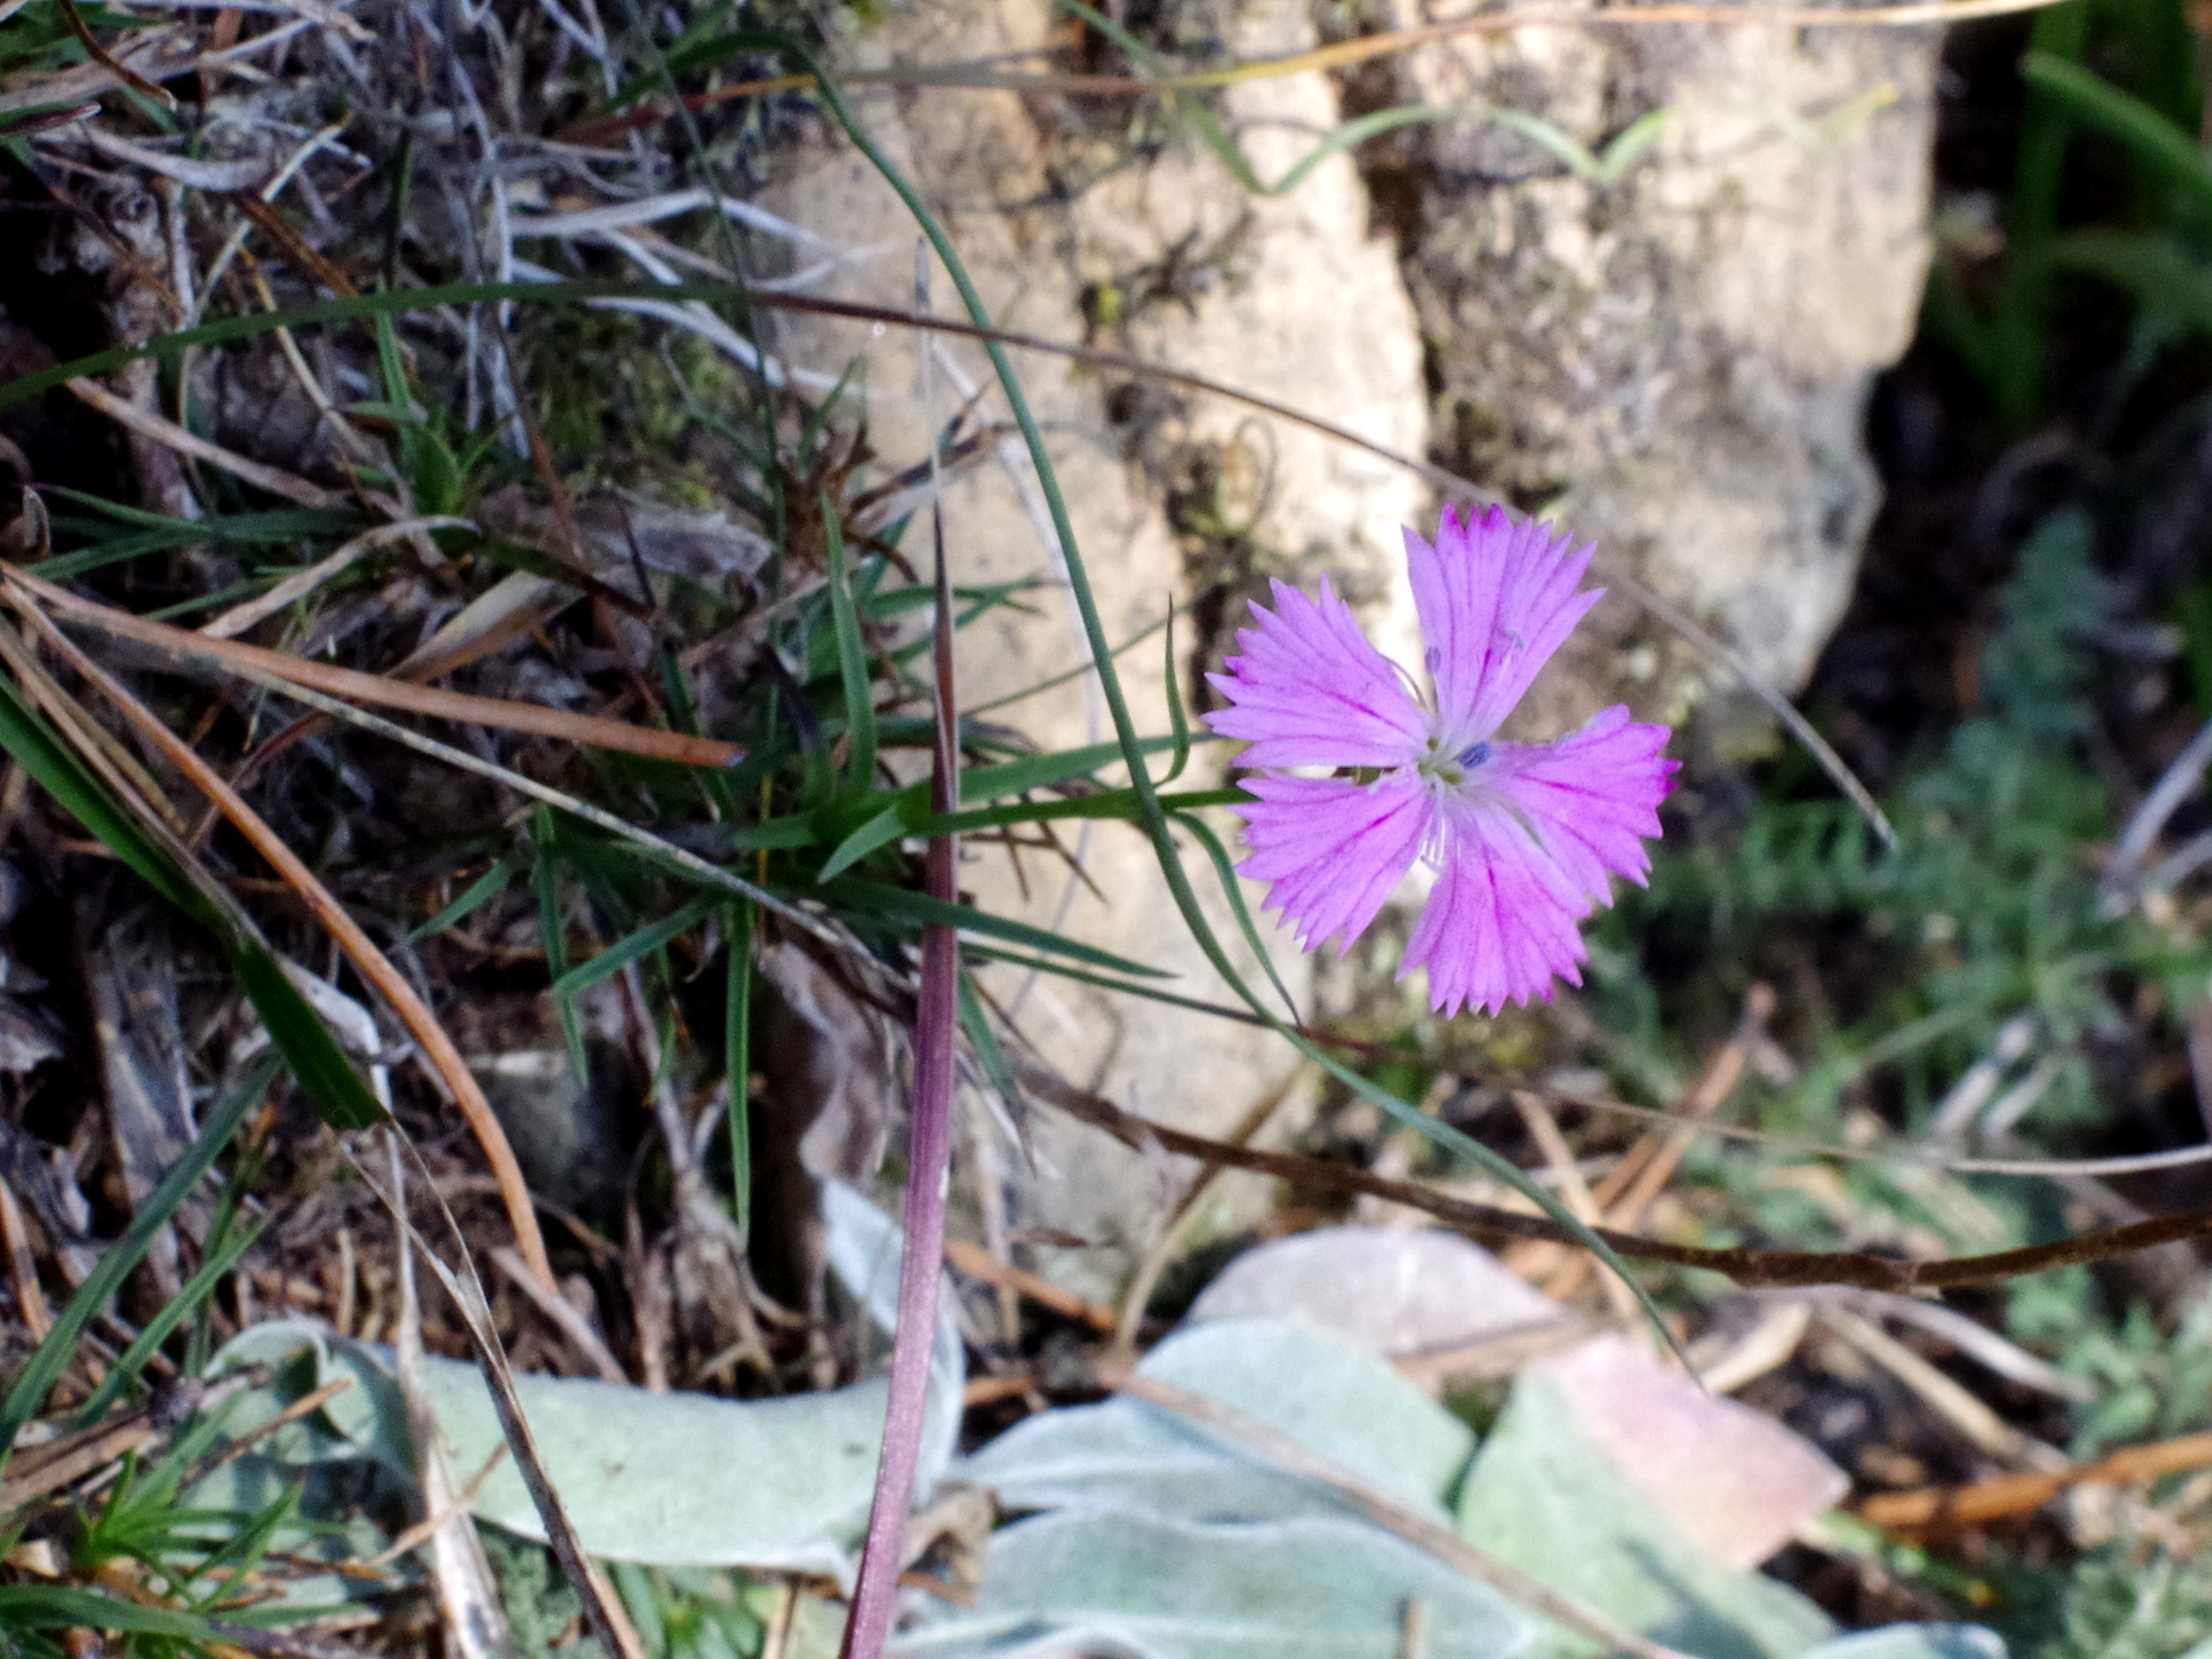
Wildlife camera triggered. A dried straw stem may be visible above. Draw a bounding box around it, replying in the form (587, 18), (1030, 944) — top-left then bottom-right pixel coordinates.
(4, 588), (557, 1290)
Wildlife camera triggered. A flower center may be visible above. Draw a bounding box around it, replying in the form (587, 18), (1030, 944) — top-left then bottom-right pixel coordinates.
(1414, 734), (1492, 790)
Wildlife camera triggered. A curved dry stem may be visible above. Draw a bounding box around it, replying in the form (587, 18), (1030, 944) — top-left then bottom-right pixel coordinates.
(6, 584), (558, 1292)
(15, 565), (740, 769)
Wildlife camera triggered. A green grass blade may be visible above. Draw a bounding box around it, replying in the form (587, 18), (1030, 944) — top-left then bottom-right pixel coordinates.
(821, 877), (1171, 977)
(2021, 50), (2212, 226)
(819, 801), (907, 882)
(914, 783), (1242, 836)
(1174, 810), (1300, 1023)
(0, 677), (204, 918)
(549, 892), (717, 999)
(2046, 228), (2212, 333)
(406, 855), (521, 943)
(1162, 599), (1191, 785)
(823, 494), (879, 796)
(228, 944), (384, 1130)
(956, 967), (1023, 1119)
(0, 1056), (280, 1470)
(725, 900), (756, 1239)
(0, 668), (378, 1131)
(72, 1221), (261, 1426)
(0, 1586), (218, 1638)
(531, 810), (591, 1086)
(964, 941), (1268, 1023)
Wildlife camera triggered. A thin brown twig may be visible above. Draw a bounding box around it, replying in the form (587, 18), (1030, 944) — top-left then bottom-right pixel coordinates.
(1024, 1062), (2212, 1292)
(1110, 1064), (1306, 1357)
(0, 1176), (50, 1340)
(1858, 1431), (2212, 1534)
(178, 1378), (354, 1491)
(942, 1238), (1117, 1335)
(5, 598), (558, 1291)
(201, 518), (471, 641)
(226, 194), (358, 300)
(0, 1416), (159, 1510)
(1512, 1091), (1637, 1322)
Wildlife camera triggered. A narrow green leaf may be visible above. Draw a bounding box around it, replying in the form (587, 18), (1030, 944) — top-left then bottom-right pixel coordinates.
(40, 491), (355, 540)
(956, 968), (1023, 1120)
(0, 667), (378, 1130)
(0, 676), (204, 919)
(1162, 599), (1192, 785)
(229, 944), (385, 1130)
(406, 856), (521, 943)
(725, 814), (822, 852)
(0, 1586), (218, 1637)
(822, 493), (879, 796)
(549, 893), (718, 999)
(725, 900), (755, 1239)
(964, 941), (1262, 1023)
(917, 784), (1241, 837)
(2022, 51), (2212, 226)
(1174, 810), (1300, 1024)
(662, 650), (739, 822)
(821, 877), (1171, 978)
(532, 810), (591, 1086)
(959, 734), (1188, 800)
(0, 1056), (279, 1469)
(2046, 229), (2212, 334)
(72, 1220), (261, 1425)
(818, 802), (907, 882)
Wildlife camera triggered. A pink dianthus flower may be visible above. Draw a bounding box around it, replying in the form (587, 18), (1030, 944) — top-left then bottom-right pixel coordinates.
(1203, 505), (1678, 1017)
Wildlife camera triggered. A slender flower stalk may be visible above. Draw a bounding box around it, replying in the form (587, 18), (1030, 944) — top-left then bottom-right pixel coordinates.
(836, 499), (961, 1659)
(1205, 505), (1678, 1016)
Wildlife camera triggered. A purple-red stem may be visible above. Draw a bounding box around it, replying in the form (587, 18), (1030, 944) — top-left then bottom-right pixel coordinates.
(839, 503), (961, 1659)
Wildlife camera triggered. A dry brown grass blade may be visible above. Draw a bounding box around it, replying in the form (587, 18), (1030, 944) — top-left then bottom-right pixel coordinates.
(66, 377), (346, 511)
(12, 566), (742, 768)
(227, 194), (359, 300)
(1098, 1363), (1697, 1659)
(355, 1141), (647, 1659)
(4, 597), (558, 1292)
(51, 0), (175, 107)
(1858, 1431), (2212, 1535)
(201, 518), (471, 640)
(388, 1136), (513, 1659)
(1532, 985), (1772, 1301)
(0, 28), (195, 120)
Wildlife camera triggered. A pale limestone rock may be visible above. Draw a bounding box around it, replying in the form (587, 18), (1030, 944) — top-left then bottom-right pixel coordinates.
(756, 0), (1429, 1292)
(755, 0), (1936, 1289)
(1354, 0), (1937, 733)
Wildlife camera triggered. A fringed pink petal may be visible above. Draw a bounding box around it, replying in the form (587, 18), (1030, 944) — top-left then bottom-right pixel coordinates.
(1406, 506), (1602, 743)
(1400, 800), (1592, 1018)
(1203, 575), (1429, 771)
(1233, 772), (1433, 955)
(1488, 707), (1681, 902)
